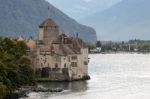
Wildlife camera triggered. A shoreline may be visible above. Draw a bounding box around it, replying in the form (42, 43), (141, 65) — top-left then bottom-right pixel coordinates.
(89, 51), (150, 54)
(4, 75), (90, 99)
(37, 75), (90, 82)
(4, 86), (64, 99)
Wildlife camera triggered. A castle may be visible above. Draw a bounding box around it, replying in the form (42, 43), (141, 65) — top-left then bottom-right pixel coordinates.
(25, 17), (90, 81)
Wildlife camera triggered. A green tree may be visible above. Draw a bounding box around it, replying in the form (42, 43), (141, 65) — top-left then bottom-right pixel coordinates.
(18, 56), (35, 85)
(0, 83), (8, 99)
(0, 37), (36, 97)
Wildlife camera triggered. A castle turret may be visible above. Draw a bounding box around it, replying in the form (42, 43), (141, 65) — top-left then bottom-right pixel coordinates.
(39, 17), (59, 44)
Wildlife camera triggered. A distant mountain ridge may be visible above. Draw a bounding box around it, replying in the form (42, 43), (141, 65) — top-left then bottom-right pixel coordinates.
(0, 0), (97, 43)
(80, 0), (150, 41)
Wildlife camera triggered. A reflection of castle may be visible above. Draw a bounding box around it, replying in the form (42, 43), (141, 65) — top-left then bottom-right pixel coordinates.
(25, 17), (90, 81)
(41, 81), (88, 92)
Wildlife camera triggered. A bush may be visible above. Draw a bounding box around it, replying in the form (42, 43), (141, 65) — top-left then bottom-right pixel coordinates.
(0, 37), (36, 97)
(0, 83), (7, 99)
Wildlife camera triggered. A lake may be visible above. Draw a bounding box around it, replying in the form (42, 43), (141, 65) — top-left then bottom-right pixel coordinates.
(21, 53), (150, 99)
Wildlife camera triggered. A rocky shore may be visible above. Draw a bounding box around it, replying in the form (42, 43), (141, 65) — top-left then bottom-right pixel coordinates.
(4, 86), (63, 99)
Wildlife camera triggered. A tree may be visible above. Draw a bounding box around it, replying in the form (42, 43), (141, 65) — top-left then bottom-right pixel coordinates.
(0, 83), (8, 99)
(18, 56), (35, 85)
(0, 37), (36, 97)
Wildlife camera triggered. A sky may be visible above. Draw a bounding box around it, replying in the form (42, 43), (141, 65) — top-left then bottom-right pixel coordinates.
(46, 0), (122, 20)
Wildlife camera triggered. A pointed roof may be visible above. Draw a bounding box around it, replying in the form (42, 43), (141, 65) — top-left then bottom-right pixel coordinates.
(18, 36), (24, 41)
(39, 17), (58, 28)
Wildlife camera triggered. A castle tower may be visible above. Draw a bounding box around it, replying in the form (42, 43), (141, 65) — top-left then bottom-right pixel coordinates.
(39, 17), (59, 44)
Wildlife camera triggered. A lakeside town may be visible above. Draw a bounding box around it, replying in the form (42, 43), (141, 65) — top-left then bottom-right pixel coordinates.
(90, 40), (150, 53)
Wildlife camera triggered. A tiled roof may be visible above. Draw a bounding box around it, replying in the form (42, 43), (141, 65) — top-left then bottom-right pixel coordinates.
(52, 34), (72, 44)
(39, 17), (58, 28)
(53, 44), (79, 56)
(39, 44), (80, 56)
(26, 39), (36, 49)
(38, 33), (86, 55)
(39, 45), (52, 52)
(72, 38), (86, 51)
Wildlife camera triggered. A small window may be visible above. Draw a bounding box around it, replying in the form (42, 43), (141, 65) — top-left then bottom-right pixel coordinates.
(71, 62), (77, 67)
(71, 56), (77, 60)
(44, 28), (50, 35)
(55, 63), (58, 68)
(64, 63), (66, 68)
(68, 56), (71, 62)
(84, 61), (88, 65)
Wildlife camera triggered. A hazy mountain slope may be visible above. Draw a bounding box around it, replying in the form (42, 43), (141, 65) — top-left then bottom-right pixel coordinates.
(0, 0), (97, 43)
(80, 0), (150, 41)
(47, 0), (122, 19)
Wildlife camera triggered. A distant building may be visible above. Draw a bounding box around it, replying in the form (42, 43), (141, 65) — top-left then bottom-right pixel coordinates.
(90, 41), (102, 53)
(18, 36), (24, 41)
(25, 17), (90, 81)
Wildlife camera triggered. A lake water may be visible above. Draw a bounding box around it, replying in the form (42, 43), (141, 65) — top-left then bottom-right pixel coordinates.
(22, 53), (150, 99)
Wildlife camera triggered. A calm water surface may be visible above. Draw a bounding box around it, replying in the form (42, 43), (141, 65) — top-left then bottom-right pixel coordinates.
(22, 53), (150, 99)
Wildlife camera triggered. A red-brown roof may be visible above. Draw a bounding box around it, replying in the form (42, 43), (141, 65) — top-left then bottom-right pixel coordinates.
(52, 34), (72, 44)
(72, 38), (86, 50)
(26, 38), (36, 49)
(38, 31), (87, 55)
(39, 17), (58, 28)
(39, 45), (52, 52)
(39, 44), (80, 56)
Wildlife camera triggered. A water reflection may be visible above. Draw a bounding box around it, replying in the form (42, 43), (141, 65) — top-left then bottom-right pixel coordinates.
(38, 81), (88, 92)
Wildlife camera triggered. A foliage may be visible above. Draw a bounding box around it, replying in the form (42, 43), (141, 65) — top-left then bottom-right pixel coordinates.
(96, 41), (102, 47)
(138, 43), (150, 52)
(0, 37), (36, 97)
(86, 44), (96, 50)
(0, 83), (7, 99)
(99, 40), (150, 52)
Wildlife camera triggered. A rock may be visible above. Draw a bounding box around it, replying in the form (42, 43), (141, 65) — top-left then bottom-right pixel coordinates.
(31, 86), (63, 93)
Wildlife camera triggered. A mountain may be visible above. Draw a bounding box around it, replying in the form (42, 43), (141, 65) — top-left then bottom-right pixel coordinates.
(0, 0), (97, 43)
(80, 0), (150, 41)
(47, 0), (122, 19)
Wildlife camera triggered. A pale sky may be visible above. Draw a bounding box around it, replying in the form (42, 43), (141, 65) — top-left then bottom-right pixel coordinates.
(46, 0), (122, 20)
